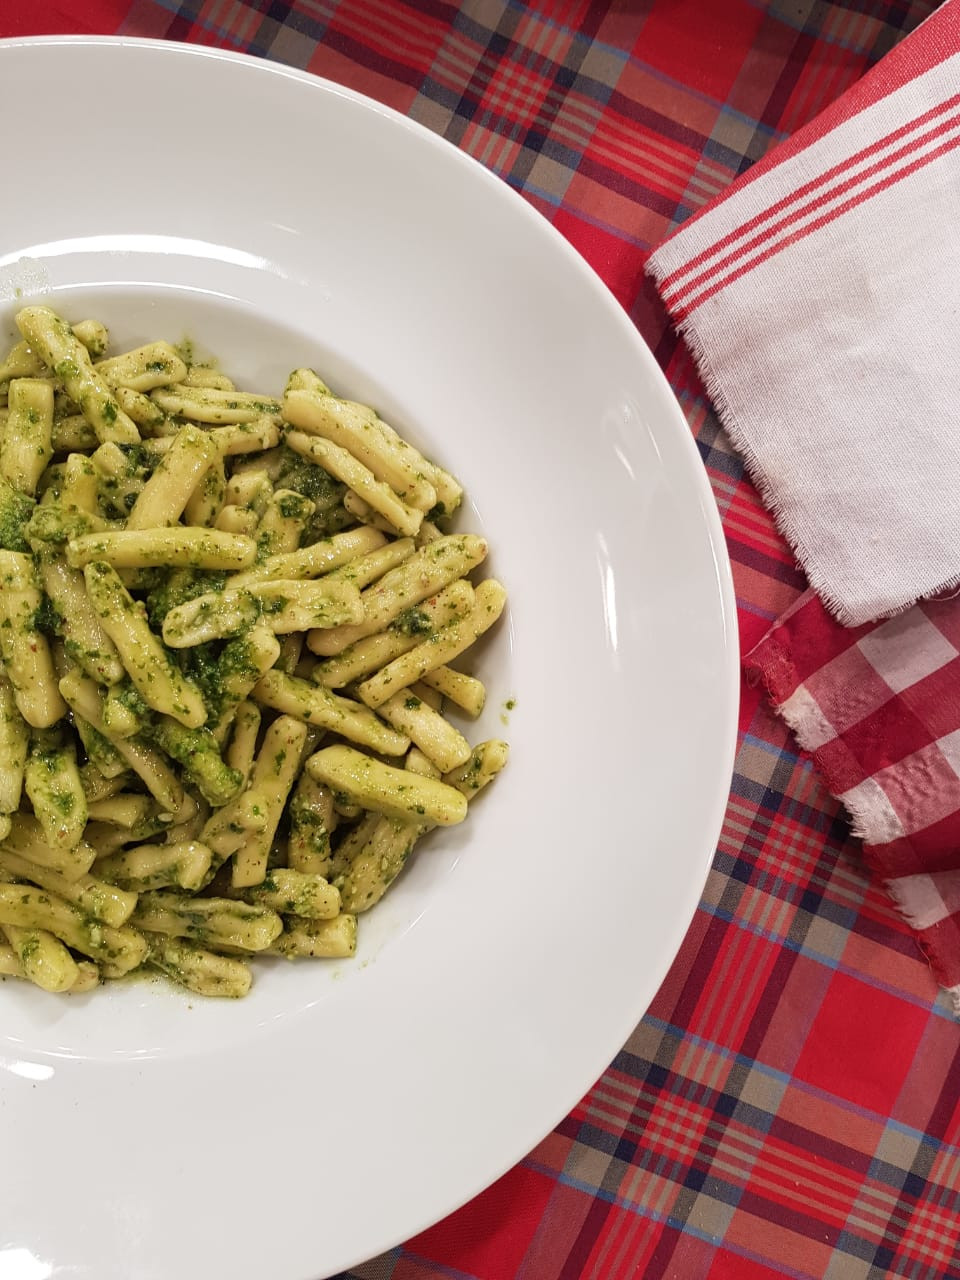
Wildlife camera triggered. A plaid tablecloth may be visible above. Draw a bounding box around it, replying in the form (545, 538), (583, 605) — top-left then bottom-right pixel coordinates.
(12, 3), (960, 1278)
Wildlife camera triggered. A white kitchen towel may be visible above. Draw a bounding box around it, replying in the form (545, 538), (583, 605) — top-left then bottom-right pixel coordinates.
(646, 1), (960, 627)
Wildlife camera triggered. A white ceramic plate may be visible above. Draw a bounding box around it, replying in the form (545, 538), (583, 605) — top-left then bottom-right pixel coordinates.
(0, 37), (737, 1280)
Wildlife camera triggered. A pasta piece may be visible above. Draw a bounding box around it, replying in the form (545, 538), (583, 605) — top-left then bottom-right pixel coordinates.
(336, 818), (423, 913)
(232, 868), (340, 919)
(114, 386), (167, 430)
(0, 551), (67, 728)
(415, 519), (444, 547)
(307, 533), (487, 656)
(409, 679), (442, 711)
(198, 789), (269, 869)
(67, 527), (256, 570)
(405, 747), (441, 779)
(202, 418), (280, 454)
(8, 498), (45, 568)
(146, 937), (251, 998)
(326, 537), (415, 589)
(232, 716), (307, 888)
(0, 850), (136, 928)
(0, 937), (97, 993)
(161, 802), (210, 845)
(286, 774), (336, 876)
(68, 962), (101, 993)
(182, 369), (234, 391)
(285, 368), (328, 395)
(215, 504), (259, 535)
(1, 813), (98, 881)
(73, 717), (128, 779)
(148, 719), (243, 807)
(82, 561), (207, 727)
(325, 811), (379, 881)
(94, 342), (187, 391)
(35, 551), (125, 685)
(224, 469), (273, 511)
(0, 677), (28, 815)
(85, 821), (154, 858)
(58, 670), (193, 819)
(16, 306), (140, 444)
(268, 913), (357, 959)
(52, 415), (99, 452)
(376, 690), (472, 773)
(210, 624), (281, 739)
(70, 320), (109, 358)
(85, 793), (154, 828)
(421, 665), (486, 717)
(276, 633), (303, 675)
(79, 765), (129, 803)
(255, 489), (314, 556)
(253, 670), (409, 756)
(161, 577), (362, 647)
(306, 744), (467, 827)
(150, 385), (281, 423)
(3, 924), (79, 993)
(338, 740), (509, 913)
(61, 452), (100, 514)
(0, 340), (45, 383)
(0, 883), (147, 972)
(2, 378), (53, 495)
(309, 579), (475, 683)
(132, 891), (283, 951)
(24, 729), (88, 853)
(125, 423), (220, 530)
(95, 841), (213, 892)
(285, 430), (423, 537)
(357, 579), (507, 708)
(283, 387), (438, 511)
(230, 525), (385, 587)
(101, 689), (143, 739)
(183, 457), (226, 527)
(0, 939), (22, 979)
(224, 700), (261, 782)
(106, 738), (194, 822)
(444, 739), (510, 796)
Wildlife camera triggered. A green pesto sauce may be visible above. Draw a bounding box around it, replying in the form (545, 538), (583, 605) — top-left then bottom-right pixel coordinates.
(272, 445), (351, 540)
(32, 593), (63, 638)
(392, 607), (432, 637)
(0, 482), (36, 553)
(146, 570), (226, 630)
(176, 627), (263, 722)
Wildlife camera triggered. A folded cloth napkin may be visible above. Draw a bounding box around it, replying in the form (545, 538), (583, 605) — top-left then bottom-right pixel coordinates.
(646, 0), (960, 628)
(647, 0), (960, 1006)
(744, 590), (960, 1008)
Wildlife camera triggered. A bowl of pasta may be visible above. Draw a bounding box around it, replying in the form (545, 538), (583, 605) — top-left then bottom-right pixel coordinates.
(0, 35), (737, 1280)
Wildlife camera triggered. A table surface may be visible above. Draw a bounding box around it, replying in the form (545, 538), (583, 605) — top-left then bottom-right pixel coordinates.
(9, 2), (960, 1278)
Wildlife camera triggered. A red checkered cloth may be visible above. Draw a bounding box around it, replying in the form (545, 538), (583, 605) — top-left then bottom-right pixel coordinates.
(9, 4), (960, 1280)
(746, 589), (960, 1007)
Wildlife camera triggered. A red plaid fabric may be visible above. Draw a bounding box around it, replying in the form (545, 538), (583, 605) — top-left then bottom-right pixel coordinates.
(6, 4), (960, 1280)
(746, 589), (960, 1003)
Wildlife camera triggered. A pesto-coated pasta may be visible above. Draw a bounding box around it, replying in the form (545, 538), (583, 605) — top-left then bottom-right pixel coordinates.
(0, 305), (507, 998)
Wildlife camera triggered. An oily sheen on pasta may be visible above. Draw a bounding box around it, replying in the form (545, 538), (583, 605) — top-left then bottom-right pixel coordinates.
(0, 305), (507, 998)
